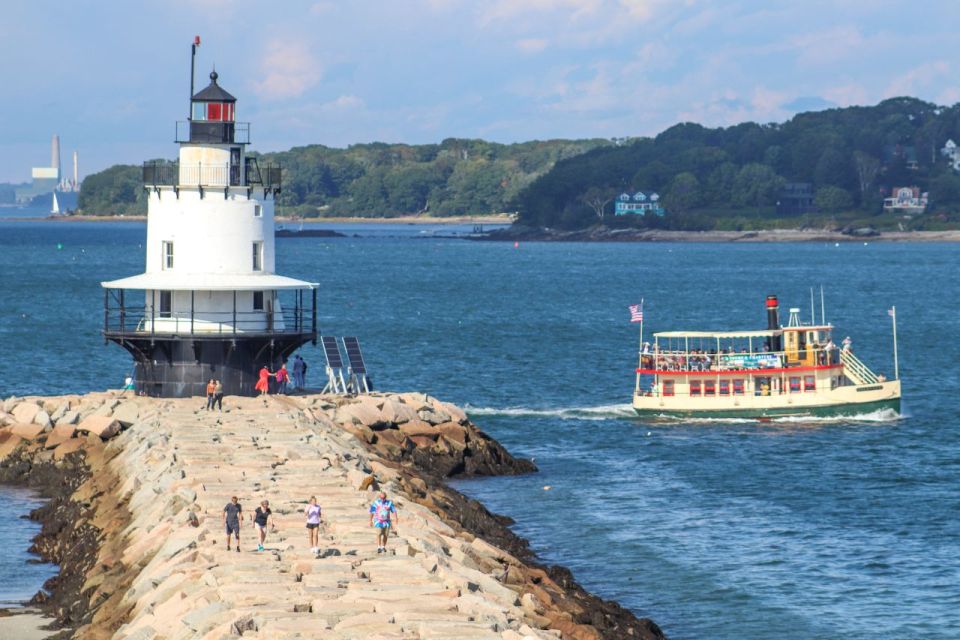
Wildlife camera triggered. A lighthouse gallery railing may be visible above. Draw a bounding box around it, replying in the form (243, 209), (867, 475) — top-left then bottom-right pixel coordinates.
(143, 160), (282, 190)
(103, 291), (317, 339)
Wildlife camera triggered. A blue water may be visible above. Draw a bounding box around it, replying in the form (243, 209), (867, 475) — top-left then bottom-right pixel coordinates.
(1, 220), (958, 637)
(0, 487), (57, 605)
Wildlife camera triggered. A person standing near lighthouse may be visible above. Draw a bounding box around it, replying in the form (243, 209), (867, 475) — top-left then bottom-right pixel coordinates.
(255, 365), (272, 396)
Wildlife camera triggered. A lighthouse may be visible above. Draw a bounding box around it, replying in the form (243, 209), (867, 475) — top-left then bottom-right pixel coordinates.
(101, 48), (317, 397)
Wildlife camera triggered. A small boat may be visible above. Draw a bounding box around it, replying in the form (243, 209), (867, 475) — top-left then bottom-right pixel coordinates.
(632, 295), (901, 419)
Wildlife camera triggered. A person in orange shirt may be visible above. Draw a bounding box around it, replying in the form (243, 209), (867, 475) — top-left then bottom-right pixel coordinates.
(205, 379), (216, 410)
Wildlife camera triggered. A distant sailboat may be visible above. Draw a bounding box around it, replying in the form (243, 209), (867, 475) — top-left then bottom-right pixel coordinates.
(50, 190), (79, 215)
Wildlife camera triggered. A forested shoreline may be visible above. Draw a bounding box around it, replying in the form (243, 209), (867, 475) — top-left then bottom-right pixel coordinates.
(77, 97), (960, 231)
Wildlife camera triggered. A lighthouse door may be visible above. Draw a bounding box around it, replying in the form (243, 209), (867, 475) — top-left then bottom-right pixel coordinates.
(229, 147), (241, 186)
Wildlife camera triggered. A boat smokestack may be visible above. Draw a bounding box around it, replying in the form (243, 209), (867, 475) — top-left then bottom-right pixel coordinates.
(766, 295), (782, 351)
(766, 295), (779, 330)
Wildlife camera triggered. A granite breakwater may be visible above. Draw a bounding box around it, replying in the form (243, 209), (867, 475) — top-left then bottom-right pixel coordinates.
(0, 391), (664, 639)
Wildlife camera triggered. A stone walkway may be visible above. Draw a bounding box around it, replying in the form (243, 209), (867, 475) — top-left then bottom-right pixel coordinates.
(89, 396), (556, 640)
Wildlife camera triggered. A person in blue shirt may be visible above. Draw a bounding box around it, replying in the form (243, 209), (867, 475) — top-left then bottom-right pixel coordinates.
(369, 490), (398, 554)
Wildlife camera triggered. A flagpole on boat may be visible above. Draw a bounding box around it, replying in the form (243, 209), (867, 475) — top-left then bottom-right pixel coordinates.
(891, 305), (899, 380)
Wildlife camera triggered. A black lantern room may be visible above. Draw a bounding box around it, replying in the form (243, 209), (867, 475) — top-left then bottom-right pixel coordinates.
(189, 71), (238, 144)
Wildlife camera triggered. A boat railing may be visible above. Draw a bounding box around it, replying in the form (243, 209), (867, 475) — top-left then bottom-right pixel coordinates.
(640, 346), (841, 373)
(839, 350), (880, 385)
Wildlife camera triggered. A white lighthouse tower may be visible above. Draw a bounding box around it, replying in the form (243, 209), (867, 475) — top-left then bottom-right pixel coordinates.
(101, 50), (317, 397)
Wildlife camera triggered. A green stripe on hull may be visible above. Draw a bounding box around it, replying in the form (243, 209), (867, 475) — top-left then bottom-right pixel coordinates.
(633, 397), (900, 420)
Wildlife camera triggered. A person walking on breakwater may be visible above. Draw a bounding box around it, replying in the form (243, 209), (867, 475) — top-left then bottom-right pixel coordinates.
(223, 496), (243, 552)
(369, 490), (398, 554)
(255, 366), (273, 396)
(291, 354), (305, 390)
(276, 362), (290, 394)
(213, 379), (223, 411)
(305, 496), (322, 553)
(254, 500), (274, 551)
(206, 379), (216, 410)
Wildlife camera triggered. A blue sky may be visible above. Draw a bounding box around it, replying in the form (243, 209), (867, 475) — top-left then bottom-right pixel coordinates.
(2, 0), (959, 182)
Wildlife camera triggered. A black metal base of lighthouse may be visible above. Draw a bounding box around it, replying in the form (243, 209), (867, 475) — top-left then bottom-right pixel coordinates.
(109, 334), (313, 398)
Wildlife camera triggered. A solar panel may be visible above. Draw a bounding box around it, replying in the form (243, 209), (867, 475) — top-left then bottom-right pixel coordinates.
(342, 337), (366, 374)
(321, 336), (344, 369)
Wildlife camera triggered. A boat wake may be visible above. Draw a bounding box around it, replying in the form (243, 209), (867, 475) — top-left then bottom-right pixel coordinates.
(649, 407), (902, 425)
(464, 403), (636, 421)
(466, 404), (902, 425)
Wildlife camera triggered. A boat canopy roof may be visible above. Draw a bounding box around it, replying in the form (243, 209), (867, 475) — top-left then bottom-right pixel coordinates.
(654, 330), (777, 339)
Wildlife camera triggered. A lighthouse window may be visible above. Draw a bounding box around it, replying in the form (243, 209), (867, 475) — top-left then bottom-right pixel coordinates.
(254, 204), (262, 218)
(207, 103), (222, 121)
(162, 241), (174, 269)
(158, 291), (172, 318)
(253, 291), (264, 311)
(252, 241), (263, 271)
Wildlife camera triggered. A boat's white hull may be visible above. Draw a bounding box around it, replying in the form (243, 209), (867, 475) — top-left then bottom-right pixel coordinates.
(633, 380), (901, 419)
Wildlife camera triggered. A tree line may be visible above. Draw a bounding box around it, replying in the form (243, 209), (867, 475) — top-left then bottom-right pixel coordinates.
(77, 138), (610, 217)
(514, 97), (960, 231)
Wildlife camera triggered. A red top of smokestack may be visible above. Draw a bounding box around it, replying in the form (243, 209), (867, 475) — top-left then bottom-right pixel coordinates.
(766, 295), (779, 308)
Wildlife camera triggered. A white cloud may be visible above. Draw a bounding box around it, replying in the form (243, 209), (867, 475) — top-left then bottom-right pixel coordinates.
(322, 95), (365, 111)
(516, 38), (549, 53)
(788, 26), (866, 66)
(823, 83), (870, 107)
(251, 41), (322, 100)
(884, 61), (951, 98)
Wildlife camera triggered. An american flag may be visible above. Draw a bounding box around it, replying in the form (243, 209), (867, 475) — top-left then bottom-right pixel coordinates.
(629, 303), (644, 323)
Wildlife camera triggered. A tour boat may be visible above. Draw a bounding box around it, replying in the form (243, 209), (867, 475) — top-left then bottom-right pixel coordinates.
(632, 295), (901, 419)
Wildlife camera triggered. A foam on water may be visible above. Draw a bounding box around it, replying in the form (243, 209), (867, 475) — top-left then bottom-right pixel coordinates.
(465, 403), (636, 421)
(467, 404), (902, 425)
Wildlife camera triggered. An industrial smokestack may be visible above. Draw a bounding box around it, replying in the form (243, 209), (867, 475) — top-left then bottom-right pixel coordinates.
(73, 150), (78, 189)
(51, 134), (61, 178)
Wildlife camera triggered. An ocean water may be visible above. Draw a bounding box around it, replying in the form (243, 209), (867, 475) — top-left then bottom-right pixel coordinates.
(0, 487), (57, 605)
(1, 220), (958, 637)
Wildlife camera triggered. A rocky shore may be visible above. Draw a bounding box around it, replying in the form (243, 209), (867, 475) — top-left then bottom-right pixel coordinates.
(0, 392), (664, 640)
(480, 224), (960, 243)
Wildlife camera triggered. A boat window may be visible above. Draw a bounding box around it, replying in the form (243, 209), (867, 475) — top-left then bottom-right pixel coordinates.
(733, 379), (745, 395)
(804, 375), (816, 392)
(719, 380), (730, 395)
(704, 381), (716, 396)
(690, 380), (701, 396)
(662, 380), (674, 396)
(789, 376), (801, 393)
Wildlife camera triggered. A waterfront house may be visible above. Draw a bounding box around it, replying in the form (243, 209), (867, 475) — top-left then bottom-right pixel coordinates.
(941, 139), (960, 172)
(882, 186), (928, 214)
(614, 191), (665, 216)
(776, 183), (818, 216)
